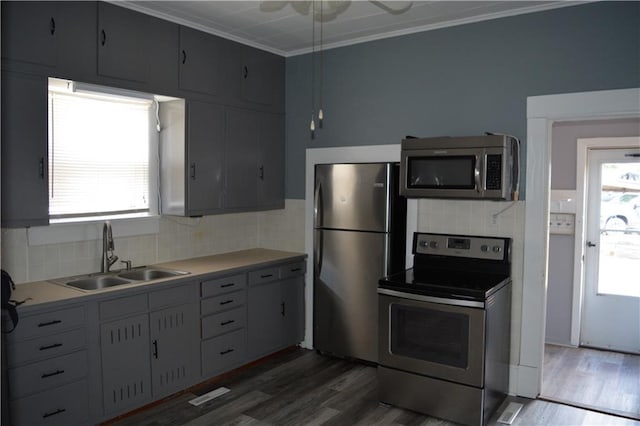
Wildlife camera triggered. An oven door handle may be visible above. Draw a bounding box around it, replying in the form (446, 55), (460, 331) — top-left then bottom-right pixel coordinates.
(377, 288), (485, 308)
(474, 154), (482, 193)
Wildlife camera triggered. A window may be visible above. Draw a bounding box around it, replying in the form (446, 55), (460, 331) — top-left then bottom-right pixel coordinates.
(48, 78), (157, 222)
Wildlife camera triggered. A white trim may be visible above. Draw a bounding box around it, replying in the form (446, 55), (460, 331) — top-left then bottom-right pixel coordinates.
(302, 144), (417, 349)
(523, 88), (640, 397)
(572, 136), (640, 346)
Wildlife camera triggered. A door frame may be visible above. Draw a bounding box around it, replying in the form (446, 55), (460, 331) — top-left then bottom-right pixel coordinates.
(572, 137), (640, 347)
(522, 88), (640, 398)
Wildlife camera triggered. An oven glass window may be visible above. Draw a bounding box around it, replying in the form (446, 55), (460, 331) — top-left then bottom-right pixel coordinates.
(390, 303), (469, 368)
(407, 156), (475, 189)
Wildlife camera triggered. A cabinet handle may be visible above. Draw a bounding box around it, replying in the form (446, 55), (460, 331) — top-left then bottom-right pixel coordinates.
(38, 319), (62, 328)
(261, 274), (273, 279)
(152, 340), (158, 359)
(290, 268), (301, 272)
(220, 283), (234, 288)
(100, 29), (106, 46)
(220, 300), (234, 305)
(182, 50), (187, 64)
(190, 162), (196, 180)
(39, 157), (45, 179)
(49, 17), (56, 36)
(259, 166), (264, 180)
(221, 320), (235, 326)
(39, 343), (63, 351)
(243, 65), (248, 79)
(43, 408), (66, 419)
(220, 348), (234, 355)
(41, 369), (65, 379)
(281, 302), (285, 317)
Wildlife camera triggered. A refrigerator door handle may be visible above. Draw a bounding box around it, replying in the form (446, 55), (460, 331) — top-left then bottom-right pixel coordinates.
(314, 181), (323, 228)
(314, 230), (323, 275)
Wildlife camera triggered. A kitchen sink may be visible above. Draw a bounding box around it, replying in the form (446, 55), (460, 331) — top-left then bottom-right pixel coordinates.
(64, 275), (132, 291)
(51, 267), (190, 291)
(118, 268), (189, 281)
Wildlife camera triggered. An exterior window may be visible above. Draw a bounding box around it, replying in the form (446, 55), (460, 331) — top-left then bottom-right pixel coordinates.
(48, 79), (156, 222)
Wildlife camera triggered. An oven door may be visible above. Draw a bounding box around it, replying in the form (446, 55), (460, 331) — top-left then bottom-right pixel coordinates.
(378, 290), (486, 388)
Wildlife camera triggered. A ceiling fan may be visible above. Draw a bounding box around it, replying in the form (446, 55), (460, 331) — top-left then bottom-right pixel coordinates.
(260, 1), (413, 22)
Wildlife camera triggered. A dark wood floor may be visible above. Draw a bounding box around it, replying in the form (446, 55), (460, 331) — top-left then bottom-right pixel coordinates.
(108, 347), (640, 426)
(542, 344), (640, 420)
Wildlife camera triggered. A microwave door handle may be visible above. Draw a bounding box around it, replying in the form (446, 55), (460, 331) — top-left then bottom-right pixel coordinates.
(474, 155), (482, 193)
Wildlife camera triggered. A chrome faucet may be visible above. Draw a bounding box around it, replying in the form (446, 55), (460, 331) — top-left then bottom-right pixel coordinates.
(101, 221), (119, 273)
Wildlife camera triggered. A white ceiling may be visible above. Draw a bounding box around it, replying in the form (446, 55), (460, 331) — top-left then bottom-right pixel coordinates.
(119, 1), (584, 57)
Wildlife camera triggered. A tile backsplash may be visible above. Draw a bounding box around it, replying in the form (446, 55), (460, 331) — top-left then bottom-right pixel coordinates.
(1, 199), (305, 284)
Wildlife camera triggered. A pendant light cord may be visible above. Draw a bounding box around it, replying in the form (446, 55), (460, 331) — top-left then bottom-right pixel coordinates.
(310, 0), (316, 138)
(319, 0), (324, 128)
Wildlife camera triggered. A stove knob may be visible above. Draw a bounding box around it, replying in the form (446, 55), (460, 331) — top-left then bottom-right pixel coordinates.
(419, 240), (429, 248)
(481, 245), (489, 252)
(429, 241), (439, 249)
(492, 245), (502, 253)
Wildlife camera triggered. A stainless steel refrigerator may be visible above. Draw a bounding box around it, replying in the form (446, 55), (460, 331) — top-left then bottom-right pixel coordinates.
(313, 162), (406, 363)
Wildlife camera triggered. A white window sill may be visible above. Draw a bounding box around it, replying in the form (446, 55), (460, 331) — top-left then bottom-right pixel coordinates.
(27, 215), (160, 246)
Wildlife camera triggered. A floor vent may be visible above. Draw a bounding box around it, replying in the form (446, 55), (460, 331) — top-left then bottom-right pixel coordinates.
(189, 387), (230, 407)
(497, 402), (523, 424)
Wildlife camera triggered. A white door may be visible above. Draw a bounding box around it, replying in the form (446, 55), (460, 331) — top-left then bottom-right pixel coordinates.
(580, 146), (640, 354)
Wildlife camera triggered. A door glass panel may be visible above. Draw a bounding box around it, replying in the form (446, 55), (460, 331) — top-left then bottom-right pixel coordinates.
(407, 156), (475, 189)
(390, 303), (469, 368)
(598, 162), (640, 297)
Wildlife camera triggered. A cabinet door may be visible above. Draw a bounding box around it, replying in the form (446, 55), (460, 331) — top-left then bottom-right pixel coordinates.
(1, 1), (57, 67)
(1, 72), (48, 228)
(100, 314), (151, 414)
(257, 113), (285, 209)
(281, 277), (305, 347)
(186, 101), (225, 215)
(149, 305), (196, 397)
(224, 108), (260, 210)
(179, 27), (226, 97)
(97, 2), (151, 82)
(55, 1), (97, 80)
(247, 281), (284, 359)
(240, 47), (282, 107)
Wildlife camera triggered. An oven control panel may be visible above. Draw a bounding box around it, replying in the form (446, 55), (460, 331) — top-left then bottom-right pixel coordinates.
(413, 232), (508, 261)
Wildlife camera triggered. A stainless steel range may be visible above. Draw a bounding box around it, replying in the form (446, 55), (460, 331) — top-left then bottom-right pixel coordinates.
(378, 232), (512, 426)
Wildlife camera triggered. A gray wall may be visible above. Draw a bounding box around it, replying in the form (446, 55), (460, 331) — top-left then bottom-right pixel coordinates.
(285, 1), (640, 199)
(546, 118), (640, 345)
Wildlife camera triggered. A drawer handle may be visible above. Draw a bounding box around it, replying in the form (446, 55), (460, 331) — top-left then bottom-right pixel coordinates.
(220, 283), (235, 288)
(220, 320), (235, 326)
(260, 274), (273, 279)
(290, 268), (302, 272)
(152, 340), (159, 359)
(39, 343), (63, 351)
(41, 369), (65, 379)
(38, 319), (62, 328)
(220, 348), (234, 355)
(43, 408), (66, 419)
(220, 300), (234, 306)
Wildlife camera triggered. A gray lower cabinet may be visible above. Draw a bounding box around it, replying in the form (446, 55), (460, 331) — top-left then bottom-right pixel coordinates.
(1, 71), (49, 228)
(5, 304), (90, 426)
(247, 261), (306, 360)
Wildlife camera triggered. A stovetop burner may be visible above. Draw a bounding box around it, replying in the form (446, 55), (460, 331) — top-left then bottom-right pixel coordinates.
(379, 232), (512, 301)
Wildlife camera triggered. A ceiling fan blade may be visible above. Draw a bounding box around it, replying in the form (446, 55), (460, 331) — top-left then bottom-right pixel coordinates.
(291, 1), (312, 16)
(369, 1), (413, 15)
(259, 1), (290, 12)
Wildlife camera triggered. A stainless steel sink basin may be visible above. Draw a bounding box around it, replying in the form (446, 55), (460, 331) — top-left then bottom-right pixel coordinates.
(118, 269), (189, 281)
(65, 275), (132, 291)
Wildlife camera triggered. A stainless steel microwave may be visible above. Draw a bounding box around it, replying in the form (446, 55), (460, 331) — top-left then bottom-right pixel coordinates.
(400, 134), (519, 200)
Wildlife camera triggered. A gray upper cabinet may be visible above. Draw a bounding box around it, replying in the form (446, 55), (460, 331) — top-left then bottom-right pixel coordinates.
(187, 101), (226, 215)
(239, 46), (284, 112)
(54, 1), (97, 81)
(225, 108), (285, 211)
(97, 2), (152, 83)
(1, 72), (49, 228)
(1, 1), (57, 67)
(179, 27), (226, 97)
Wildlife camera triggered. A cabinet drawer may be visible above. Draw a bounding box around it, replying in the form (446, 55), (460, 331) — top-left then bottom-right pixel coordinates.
(149, 283), (193, 310)
(99, 293), (148, 320)
(279, 260), (306, 279)
(201, 273), (246, 298)
(201, 307), (246, 339)
(10, 379), (89, 426)
(9, 350), (88, 399)
(201, 328), (246, 377)
(201, 290), (246, 316)
(248, 267), (279, 286)
(7, 306), (85, 342)
(7, 328), (85, 368)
